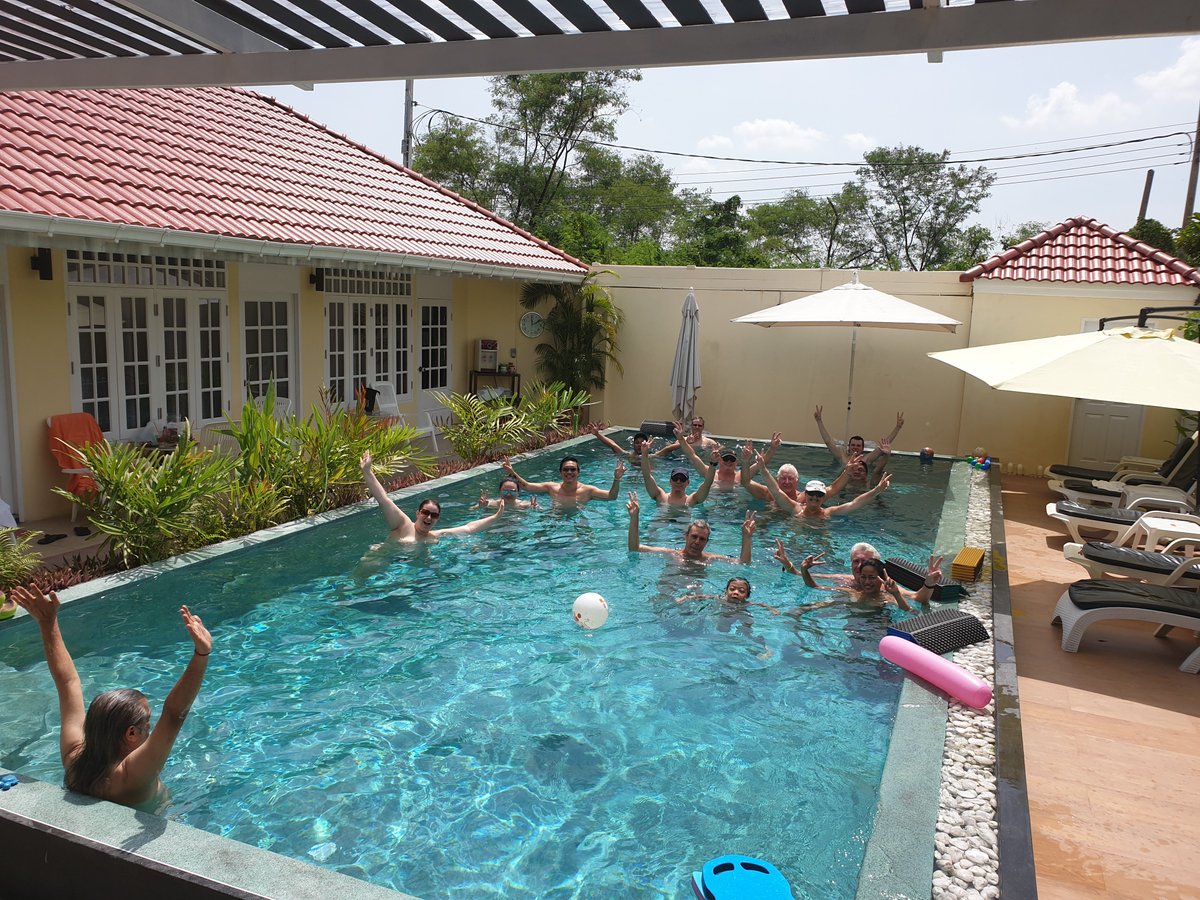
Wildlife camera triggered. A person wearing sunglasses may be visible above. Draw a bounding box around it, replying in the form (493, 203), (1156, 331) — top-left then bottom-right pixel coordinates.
(501, 454), (625, 507)
(9, 585), (211, 810)
(756, 452), (891, 521)
(737, 435), (849, 505)
(775, 548), (942, 613)
(360, 450), (503, 542)
(672, 423), (754, 492)
(653, 415), (720, 457)
(627, 492), (756, 564)
(477, 476), (538, 510)
(638, 448), (718, 507)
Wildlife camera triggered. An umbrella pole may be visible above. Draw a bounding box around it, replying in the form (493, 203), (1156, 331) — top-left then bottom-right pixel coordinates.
(844, 326), (858, 443)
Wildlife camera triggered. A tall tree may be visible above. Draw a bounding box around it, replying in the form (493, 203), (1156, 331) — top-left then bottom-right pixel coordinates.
(489, 71), (641, 234)
(747, 185), (874, 268)
(854, 145), (996, 271)
(669, 194), (763, 268)
(411, 117), (497, 209)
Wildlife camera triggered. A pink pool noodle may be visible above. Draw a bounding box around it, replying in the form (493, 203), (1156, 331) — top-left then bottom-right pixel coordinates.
(879, 635), (993, 709)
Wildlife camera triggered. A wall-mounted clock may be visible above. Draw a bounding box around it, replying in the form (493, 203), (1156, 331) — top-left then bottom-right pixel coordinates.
(520, 310), (545, 338)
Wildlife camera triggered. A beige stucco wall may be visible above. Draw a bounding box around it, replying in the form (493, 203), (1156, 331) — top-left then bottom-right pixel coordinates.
(594, 266), (1190, 475)
(595, 267), (973, 454)
(6, 245), (71, 520)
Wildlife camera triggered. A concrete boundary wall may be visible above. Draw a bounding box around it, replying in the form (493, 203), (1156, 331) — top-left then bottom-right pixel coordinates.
(595, 266), (1188, 473)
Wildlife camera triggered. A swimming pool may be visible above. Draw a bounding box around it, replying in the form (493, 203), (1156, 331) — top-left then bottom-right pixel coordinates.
(0, 433), (953, 898)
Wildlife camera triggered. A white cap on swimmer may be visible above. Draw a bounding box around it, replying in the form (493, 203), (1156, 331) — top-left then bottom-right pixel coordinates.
(805, 480), (828, 493)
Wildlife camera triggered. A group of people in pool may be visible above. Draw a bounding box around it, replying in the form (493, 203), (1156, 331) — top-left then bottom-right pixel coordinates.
(12, 407), (940, 811)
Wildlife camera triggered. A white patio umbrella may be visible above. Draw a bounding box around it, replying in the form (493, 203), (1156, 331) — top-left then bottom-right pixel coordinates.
(732, 272), (960, 439)
(929, 325), (1200, 497)
(927, 325), (1200, 409)
(670, 289), (702, 421)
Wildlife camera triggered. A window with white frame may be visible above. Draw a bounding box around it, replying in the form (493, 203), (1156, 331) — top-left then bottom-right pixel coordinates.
(67, 251), (229, 440)
(243, 299), (293, 403)
(320, 268), (413, 407)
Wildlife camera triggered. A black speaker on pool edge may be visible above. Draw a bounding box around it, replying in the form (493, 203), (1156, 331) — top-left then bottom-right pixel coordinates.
(885, 557), (967, 602)
(639, 420), (677, 437)
(887, 609), (989, 656)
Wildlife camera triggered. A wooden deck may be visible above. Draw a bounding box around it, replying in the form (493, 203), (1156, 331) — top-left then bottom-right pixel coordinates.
(1002, 475), (1200, 899)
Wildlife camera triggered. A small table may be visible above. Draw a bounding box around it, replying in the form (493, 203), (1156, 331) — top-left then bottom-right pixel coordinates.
(470, 370), (520, 398)
(1133, 514), (1200, 552)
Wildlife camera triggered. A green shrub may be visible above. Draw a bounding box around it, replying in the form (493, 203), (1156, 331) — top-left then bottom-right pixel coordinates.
(432, 390), (533, 463)
(0, 528), (41, 596)
(58, 431), (239, 568)
(513, 381), (591, 437)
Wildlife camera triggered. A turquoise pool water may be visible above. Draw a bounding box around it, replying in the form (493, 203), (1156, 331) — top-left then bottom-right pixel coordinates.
(0, 435), (951, 898)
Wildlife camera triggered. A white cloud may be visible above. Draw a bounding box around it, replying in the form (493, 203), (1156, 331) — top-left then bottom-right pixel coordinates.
(1134, 36), (1200, 98)
(842, 132), (875, 154)
(1001, 81), (1134, 129)
(729, 119), (826, 153)
(696, 134), (734, 152)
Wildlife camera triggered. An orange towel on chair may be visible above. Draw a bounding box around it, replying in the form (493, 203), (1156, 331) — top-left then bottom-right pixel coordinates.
(47, 412), (103, 496)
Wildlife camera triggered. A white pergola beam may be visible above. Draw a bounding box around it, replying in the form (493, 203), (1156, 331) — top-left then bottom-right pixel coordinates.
(115, 0), (287, 54)
(0, 0), (1196, 91)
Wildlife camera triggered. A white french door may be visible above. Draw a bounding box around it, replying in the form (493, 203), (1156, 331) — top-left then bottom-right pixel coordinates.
(417, 301), (452, 417)
(70, 290), (230, 440)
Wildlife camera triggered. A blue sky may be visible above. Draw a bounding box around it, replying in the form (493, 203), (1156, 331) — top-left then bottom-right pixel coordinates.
(258, 34), (1200, 240)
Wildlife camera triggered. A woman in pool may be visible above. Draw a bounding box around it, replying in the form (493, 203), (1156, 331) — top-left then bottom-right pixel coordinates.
(477, 476), (539, 510)
(777, 552), (942, 614)
(10, 585), (211, 810)
(361, 450), (503, 541)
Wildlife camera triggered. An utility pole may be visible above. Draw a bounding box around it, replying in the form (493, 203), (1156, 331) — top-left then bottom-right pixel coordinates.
(1137, 169), (1154, 222)
(401, 79), (415, 168)
(1183, 97), (1200, 229)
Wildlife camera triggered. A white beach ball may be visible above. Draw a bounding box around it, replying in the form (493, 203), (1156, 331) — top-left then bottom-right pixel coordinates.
(572, 592), (609, 629)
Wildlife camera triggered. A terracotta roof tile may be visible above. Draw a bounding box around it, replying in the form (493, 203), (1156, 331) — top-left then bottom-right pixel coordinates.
(961, 216), (1200, 287)
(0, 87), (587, 276)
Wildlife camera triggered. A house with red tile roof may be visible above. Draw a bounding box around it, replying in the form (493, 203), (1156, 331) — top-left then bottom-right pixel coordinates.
(0, 86), (587, 520)
(952, 216), (1200, 473)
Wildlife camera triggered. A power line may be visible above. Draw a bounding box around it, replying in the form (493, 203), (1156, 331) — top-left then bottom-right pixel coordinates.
(415, 103), (1192, 169)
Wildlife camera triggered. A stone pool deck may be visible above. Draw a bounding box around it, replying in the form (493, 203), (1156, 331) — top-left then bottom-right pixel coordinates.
(1002, 475), (1200, 899)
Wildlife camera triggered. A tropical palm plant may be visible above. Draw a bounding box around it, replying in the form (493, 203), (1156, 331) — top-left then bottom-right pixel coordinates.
(520, 272), (624, 394)
(431, 390), (532, 464)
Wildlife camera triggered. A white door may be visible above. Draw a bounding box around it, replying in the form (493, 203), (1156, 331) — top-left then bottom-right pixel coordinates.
(1067, 319), (1144, 468)
(417, 300), (452, 417)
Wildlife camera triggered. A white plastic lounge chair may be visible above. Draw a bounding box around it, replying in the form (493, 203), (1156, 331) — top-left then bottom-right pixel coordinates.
(1063, 540), (1200, 586)
(1050, 471), (1197, 510)
(370, 382), (440, 454)
(1052, 579), (1200, 673)
(1045, 500), (1198, 543)
(1046, 431), (1197, 482)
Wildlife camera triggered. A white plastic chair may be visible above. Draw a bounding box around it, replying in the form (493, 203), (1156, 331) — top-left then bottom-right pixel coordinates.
(371, 382), (439, 453)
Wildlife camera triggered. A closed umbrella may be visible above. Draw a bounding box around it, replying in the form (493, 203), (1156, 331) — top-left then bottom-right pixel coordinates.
(733, 272), (960, 439)
(670, 289), (702, 421)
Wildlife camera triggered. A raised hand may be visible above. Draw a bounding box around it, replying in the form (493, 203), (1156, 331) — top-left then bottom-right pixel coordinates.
(927, 554), (944, 583)
(814, 405), (823, 421)
(180, 605), (212, 656)
(773, 539), (792, 568)
(709, 447), (722, 465)
(742, 510), (757, 537)
(741, 442), (754, 464)
(359, 449), (373, 472)
(801, 551), (826, 572)
(501, 456), (516, 476)
(878, 439), (891, 454)
(626, 491), (640, 516)
(10, 585), (61, 626)
(768, 432), (782, 451)
(672, 421), (685, 440)
(615, 460), (626, 479)
(875, 473), (892, 493)
(895, 411), (905, 429)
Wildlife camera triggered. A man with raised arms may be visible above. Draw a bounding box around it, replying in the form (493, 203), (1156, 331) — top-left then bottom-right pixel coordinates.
(814, 405), (904, 466)
(626, 492), (756, 564)
(756, 451), (891, 521)
(503, 454), (625, 507)
(585, 424), (655, 463)
(654, 414), (720, 457)
(639, 446), (718, 507)
(361, 450), (503, 542)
